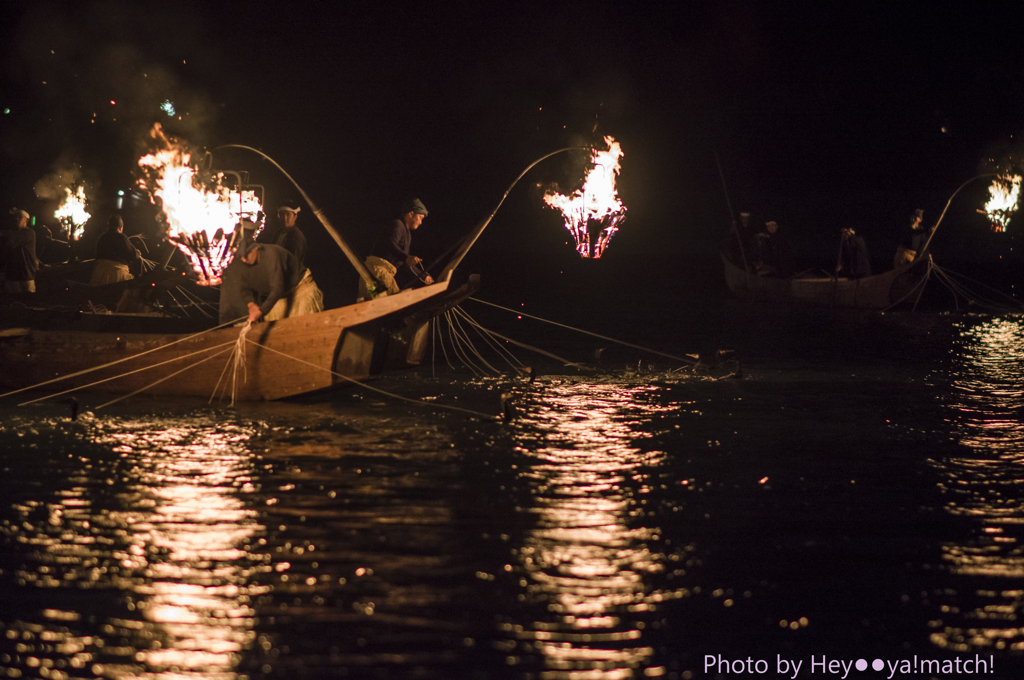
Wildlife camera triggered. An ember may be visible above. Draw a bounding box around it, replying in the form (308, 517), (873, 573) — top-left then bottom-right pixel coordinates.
(983, 174), (1021, 233)
(137, 124), (263, 283)
(54, 186), (90, 240)
(543, 136), (626, 258)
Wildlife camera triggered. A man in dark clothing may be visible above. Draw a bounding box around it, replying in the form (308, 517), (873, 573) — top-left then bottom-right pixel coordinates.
(219, 240), (323, 324)
(91, 214), (141, 285)
(260, 199), (308, 270)
(1, 208), (39, 293)
(894, 208), (929, 267)
(753, 220), (795, 277)
(837, 228), (872, 279)
(358, 198), (433, 300)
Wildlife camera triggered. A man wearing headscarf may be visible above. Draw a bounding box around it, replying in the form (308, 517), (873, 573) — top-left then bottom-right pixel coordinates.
(259, 199), (308, 271)
(358, 198), (434, 300)
(217, 223), (324, 325)
(1, 208), (39, 293)
(90, 214), (141, 285)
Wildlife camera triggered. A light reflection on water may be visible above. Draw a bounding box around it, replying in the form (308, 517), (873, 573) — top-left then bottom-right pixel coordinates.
(1, 415), (265, 680)
(502, 382), (685, 679)
(930, 316), (1024, 653)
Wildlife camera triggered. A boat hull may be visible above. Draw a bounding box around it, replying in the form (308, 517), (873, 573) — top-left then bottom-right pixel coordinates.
(0, 277), (469, 401)
(722, 253), (930, 310)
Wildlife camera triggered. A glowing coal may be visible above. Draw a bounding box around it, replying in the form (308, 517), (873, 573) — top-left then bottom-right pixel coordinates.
(543, 136), (626, 258)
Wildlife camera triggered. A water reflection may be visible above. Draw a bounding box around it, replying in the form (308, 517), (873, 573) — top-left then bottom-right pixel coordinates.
(505, 382), (685, 679)
(931, 317), (1024, 652)
(0, 416), (265, 679)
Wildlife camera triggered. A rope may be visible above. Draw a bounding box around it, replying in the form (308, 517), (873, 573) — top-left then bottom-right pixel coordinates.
(447, 309), (502, 375)
(878, 259), (933, 313)
(0, 315), (248, 401)
(929, 263), (1024, 313)
(242, 337), (497, 420)
(93, 347), (234, 411)
(452, 306), (527, 372)
(467, 297), (697, 365)
(230, 322), (252, 405)
(17, 340), (238, 406)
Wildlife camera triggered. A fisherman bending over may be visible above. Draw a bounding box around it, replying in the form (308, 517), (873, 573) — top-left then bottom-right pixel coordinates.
(0, 208), (39, 293)
(90, 214), (141, 285)
(215, 224), (324, 324)
(358, 198), (434, 300)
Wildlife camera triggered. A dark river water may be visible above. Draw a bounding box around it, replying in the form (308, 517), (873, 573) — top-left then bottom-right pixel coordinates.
(2, 294), (1024, 679)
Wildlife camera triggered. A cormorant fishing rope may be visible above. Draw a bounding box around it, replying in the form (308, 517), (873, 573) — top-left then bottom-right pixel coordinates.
(451, 306), (528, 372)
(878, 260), (933, 313)
(443, 309), (487, 377)
(930, 263), (1024, 313)
(446, 308), (503, 375)
(466, 297), (698, 366)
(241, 337), (498, 420)
(93, 347), (235, 412)
(230, 321), (252, 406)
(0, 315), (249, 401)
(17, 340), (238, 407)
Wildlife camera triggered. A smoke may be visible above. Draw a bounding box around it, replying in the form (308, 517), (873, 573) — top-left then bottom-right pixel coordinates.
(4, 1), (222, 197)
(32, 151), (100, 201)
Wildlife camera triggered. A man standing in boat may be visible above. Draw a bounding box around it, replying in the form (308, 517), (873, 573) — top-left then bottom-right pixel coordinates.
(216, 221), (324, 324)
(893, 208), (929, 267)
(259, 199), (308, 272)
(358, 198), (434, 300)
(837, 227), (872, 278)
(0, 208), (39, 293)
(90, 214), (141, 285)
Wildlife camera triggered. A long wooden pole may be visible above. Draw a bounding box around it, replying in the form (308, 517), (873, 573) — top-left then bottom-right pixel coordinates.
(213, 145), (378, 290)
(437, 147), (586, 281)
(919, 173), (997, 256)
(715, 151), (749, 272)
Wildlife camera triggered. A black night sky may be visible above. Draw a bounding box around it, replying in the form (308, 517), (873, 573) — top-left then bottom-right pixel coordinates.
(2, 0), (1023, 307)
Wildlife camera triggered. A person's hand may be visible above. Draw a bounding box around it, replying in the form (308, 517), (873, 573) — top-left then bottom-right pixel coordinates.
(423, 274), (434, 285)
(405, 255), (421, 267)
(247, 301), (262, 323)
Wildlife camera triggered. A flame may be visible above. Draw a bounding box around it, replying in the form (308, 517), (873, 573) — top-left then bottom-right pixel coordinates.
(984, 174), (1021, 233)
(54, 186), (91, 240)
(137, 124), (262, 282)
(544, 136), (627, 258)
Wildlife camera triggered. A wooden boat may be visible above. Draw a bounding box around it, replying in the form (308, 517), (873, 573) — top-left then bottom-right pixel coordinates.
(721, 252), (931, 310)
(0, 273), (478, 401)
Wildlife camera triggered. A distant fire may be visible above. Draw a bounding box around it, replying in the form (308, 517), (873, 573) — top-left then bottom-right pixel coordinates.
(983, 174), (1021, 233)
(543, 136), (626, 258)
(54, 186), (90, 240)
(137, 124), (262, 282)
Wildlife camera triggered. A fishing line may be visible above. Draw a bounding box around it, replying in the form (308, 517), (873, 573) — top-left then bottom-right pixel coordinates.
(242, 337), (497, 420)
(94, 347), (235, 411)
(18, 340), (238, 407)
(467, 297), (697, 366)
(0, 315), (248, 401)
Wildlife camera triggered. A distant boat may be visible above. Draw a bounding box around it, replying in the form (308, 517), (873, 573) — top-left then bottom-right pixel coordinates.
(0, 274), (478, 402)
(721, 252), (930, 310)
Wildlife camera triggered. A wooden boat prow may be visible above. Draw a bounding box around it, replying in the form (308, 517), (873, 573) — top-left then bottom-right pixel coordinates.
(0, 273), (479, 401)
(721, 252), (930, 310)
